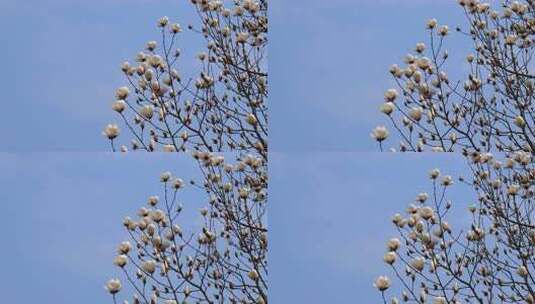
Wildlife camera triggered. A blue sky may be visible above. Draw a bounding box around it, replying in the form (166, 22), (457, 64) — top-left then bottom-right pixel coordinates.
(0, 0), (201, 151)
(1, 0), (474, 152)
(269, 152), (473, 303)
(0, 152), (475, 303)
(0, 1), (486, 303)
(0, 153), (208, 303)
(270, 0), (473, 152)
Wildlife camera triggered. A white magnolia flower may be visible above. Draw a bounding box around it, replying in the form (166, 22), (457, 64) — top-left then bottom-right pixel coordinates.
(148, 196), (159, 206)
(438, 25), (449, 36)
(163, 144), (176, 152)
(517, 266), (529, 277)
(441, 175), (453, 186)
(419, 206), (434, 220)
(505, 34), (518, 45)
(415, 42), (426, 53)
(427, 18), (438, 29)
(160, 171), (172, 182)
(514, 115), (526, 128)
(416, 192), (428, 203)
(142, 260), (157, 274)
(410, 257), (425, 271)
(383, 252), (396, 265)
(409, 107), (423, 121)
(429, 168), (440, 179)
(105, 278), (122, 294)
(387, 238), (401, 251)
(371, 126), (389, 142)
(151, 209), (165, 222)
(374, 276), (390, 291)
(140, 105), (154, 120)
(246, 113), (258, 125)
(118, 241), (132, 254)
(171, 23), (182, 34)
(114, 255), (128, 268)
(236, 32), (249, 43)
(248, 269), (259, 280)
(112, 100), (126, 113)
(173, 178), (184, 189)
(433, 297), (447, 304)
(380, 102), (395, 115)
(147, 41), (157, 51)
(158, 16), (169, 27)
(115, 86), (130, 99)
(384, 88), (399, 102)
(103, 124), (120, 140)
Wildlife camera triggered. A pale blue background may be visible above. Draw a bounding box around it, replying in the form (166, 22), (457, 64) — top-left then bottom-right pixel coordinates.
(270, 152), (472, 303)
(0, 153), (474, 303)
(0, 0), (201, 151)
(0, 0), (483, 303)
(1, 0), (474, 151)
(0, 153), (207, 303)
(270, 0), (473, 152)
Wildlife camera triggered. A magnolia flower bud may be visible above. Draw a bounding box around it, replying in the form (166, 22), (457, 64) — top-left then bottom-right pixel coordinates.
(151, 209), (165, 222)
(416, 192), (428, 203)
(223, 182), (232, 192)
(114, 255), (128, 267)
(173, 178), (184, 189)
(515, 115), (526, 128)
(140, 105), (154, 120)
(147, 41), (157, 51)
(118, 241), (132, 254)
(505, 34), (518, 45)
(148, 196), (159, 206)
(384, 89), (399, 102)
(410, 257), (425, 271)
(380, 102), (395, 115)
(236, 32), (249, 43)
(383, 252), (396, 265)
(112, 100), (126, 113)
(429, 168), (440, 179)
(248, 269), (259, 281)
(115, 86), (130, 99)
(433, 297), (447, 304)
(121, 61), (130, 72)
(387, 238), (401, 251)
(158, 16), (169, 27)
(374, 276), (390, 291)
(427, 18), (438, 29)
(415, 42), (426, 53)
(142, 260), (157, 274)
(441, 175), (453, 186)
(409, 107), (423, 121)
(246, 113), (258, 125)
(438, 25), (449, 36)
(371, 126), (389, 142)
(103, 124), (120, 140)
(163, 144), (176, 152)
(239, 188), (250, 199)
(508, 184), (520, 196)
(105, 278), (122, 294)
(160, 171), (171, 182)
(517, 266), (529, 277)
(171, 23), (182, 33)
(419, 206), (434, 220)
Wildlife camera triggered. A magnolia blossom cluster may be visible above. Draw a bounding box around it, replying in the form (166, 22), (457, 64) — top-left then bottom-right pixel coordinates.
(372, 0), (535, 152)
(103, 0), (268, 158)
(376, 152), (535, 303)
(106, 151), (267, 304)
